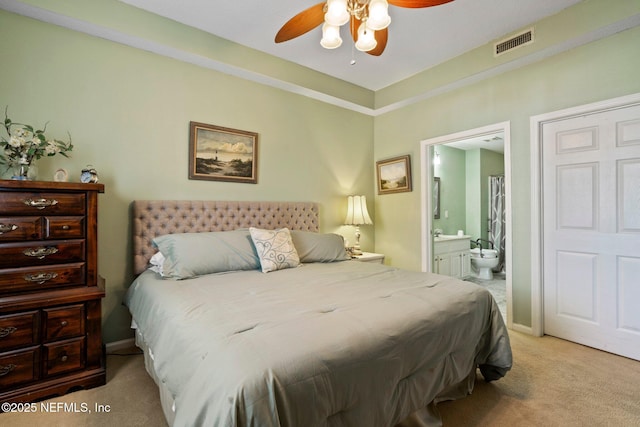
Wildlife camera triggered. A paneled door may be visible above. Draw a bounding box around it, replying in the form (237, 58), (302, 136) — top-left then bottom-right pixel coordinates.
(542, 104), (640, 361)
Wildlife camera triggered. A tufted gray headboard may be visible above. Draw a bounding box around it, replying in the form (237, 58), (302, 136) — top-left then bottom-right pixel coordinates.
(132, 200), (319, 275)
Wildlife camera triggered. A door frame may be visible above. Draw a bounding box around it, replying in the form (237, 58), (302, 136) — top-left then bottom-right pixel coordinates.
(530, 92), (640, 337)
(420, 121), (513, 328)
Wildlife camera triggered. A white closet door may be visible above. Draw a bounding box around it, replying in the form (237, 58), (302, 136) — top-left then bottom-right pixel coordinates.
(542, 104), (640, 361)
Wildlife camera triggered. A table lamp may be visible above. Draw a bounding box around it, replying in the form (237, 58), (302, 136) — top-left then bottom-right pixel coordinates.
(344, 195), (373, 256)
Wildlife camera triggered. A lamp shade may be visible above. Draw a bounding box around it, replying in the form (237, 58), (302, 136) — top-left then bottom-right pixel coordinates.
(321, 23), (343, 49)
(325, 0), (350, 26)
(355, 22), (377, 52)
(367, 0), (391, 31)
(344, 195), (373, 225)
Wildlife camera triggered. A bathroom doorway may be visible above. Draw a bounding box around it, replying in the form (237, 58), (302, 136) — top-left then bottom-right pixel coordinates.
(420, 122), (512, 326)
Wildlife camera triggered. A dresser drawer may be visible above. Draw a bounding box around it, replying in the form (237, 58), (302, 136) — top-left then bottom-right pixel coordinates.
(44, 216), (85, 239)
(0, 240), (85, 268)
(0, 217), (43, 242)
(0, 263), (86, 294)
(43, 304), (85, 342)
(0, 311), (39, 352)
(0, 192), (85, 216)
(0, 347), (40, 388)
(44, 337), (85, 377)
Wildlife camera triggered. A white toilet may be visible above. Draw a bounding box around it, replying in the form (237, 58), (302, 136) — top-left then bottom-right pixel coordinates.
(470, 248), (499, 280)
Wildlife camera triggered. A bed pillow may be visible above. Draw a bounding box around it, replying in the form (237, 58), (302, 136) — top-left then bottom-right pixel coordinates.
(290, 230), (350, 263)
(152, 229), (260, 279)
(249, 227), (300, 273)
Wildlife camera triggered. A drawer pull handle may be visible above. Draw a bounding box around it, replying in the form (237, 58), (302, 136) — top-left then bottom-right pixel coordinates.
(23, 198), (59, 210)
(23, 246), (59, 259)
(0, 326), (18, 338)
(62, 225), (70, 230)
(60, 355), (68, 362)
(60, 321), (68, 327)
(24, 272), (58, 284)
(0, 223), (18, 234)
(0, 364), (16, 377)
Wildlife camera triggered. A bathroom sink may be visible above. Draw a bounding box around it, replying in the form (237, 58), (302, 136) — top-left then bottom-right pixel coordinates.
(434, 234), (470, 242)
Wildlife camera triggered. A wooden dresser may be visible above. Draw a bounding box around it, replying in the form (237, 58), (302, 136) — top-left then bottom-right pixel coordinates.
(0, 180), (106, 403)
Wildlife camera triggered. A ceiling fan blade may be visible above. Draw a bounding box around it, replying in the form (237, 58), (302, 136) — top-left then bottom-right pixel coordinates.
(275, 2), (326, 43)
(388, 0), (454, 8)
(367, 28), (388, 56)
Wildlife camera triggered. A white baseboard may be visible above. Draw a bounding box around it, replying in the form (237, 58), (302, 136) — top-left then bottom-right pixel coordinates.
(510, 323), (534, 335)
(105, 338), (136, 353)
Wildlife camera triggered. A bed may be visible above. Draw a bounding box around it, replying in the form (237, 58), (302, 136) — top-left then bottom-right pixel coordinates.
(124, 200), (512, 427)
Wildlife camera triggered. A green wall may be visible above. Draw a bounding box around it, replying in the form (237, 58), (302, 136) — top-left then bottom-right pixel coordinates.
(464, 149), (481, 240)
(373, 3), (640, 326)
(432, 146), (504, 241)
(2, 0), (639, 339)
(433, 145), (466, 235)
(0, 7), (374, 343)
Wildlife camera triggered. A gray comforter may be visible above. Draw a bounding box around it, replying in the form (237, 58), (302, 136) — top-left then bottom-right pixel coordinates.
(124, 261), (512, 427)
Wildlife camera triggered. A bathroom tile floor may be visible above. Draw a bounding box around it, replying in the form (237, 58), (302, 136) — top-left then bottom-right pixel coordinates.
(465, 271), (507, 320)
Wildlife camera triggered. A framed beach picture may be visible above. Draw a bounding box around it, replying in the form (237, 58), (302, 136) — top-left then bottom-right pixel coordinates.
(188, 121), (258, 183)
(376, 154), (412, 195)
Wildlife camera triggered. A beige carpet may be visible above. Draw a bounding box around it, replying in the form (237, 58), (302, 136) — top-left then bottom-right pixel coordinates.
(0, 348), (168, 427)
(2, 331), (639, 426)
(439, 331), (640, 426)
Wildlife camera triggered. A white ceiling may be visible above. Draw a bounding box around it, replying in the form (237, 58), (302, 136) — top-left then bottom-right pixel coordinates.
(446, 132), (504, 153)
(120, 0), (583, 91)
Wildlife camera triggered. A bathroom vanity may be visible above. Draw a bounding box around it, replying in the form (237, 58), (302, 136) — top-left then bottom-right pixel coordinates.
(433, 235), (471, 279)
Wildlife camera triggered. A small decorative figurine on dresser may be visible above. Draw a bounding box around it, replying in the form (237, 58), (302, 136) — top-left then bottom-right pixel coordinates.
(53, 168), (69, 182)
(0, 180), (106, 403)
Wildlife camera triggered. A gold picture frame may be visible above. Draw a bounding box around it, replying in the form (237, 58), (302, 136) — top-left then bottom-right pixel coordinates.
(376, 154), (412, 195)
(188, 121), (258, 184)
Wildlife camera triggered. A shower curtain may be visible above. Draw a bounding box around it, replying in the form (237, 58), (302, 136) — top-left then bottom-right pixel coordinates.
(489, 175), (506, 272)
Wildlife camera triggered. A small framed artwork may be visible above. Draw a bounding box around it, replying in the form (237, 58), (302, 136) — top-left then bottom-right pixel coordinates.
(376, 154), (412, 195)
(188, 121), (258, 183)
(53, 168), (68, 182)
(433, 177), (441, 219)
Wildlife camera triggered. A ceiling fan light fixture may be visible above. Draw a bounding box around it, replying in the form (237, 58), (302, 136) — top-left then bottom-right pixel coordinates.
(321, 23), (343, 49)
(325, 0), (350, 27)
(276, 0), (454, 56)
(355, 21), (377, 52)
(366, 0), (391, 31)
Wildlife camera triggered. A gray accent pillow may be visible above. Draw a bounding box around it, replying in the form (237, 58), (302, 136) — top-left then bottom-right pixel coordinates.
(291, 230), (350, 263)
(152, 229), (260, 279)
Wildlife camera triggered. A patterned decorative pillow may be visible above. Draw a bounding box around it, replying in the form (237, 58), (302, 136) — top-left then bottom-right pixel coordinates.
(249, 227), (300, 273)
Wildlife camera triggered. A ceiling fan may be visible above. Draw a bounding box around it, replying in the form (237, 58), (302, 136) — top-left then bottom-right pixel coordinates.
(275, 0), (454, 56)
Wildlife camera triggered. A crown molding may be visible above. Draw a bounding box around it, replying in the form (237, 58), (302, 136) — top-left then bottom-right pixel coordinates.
(2, 0), (639, 117)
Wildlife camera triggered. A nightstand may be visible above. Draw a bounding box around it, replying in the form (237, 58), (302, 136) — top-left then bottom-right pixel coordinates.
(352, 252), (385, 264)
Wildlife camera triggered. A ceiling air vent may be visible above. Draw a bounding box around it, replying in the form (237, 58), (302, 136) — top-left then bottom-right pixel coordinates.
(494, 28), (534, 56)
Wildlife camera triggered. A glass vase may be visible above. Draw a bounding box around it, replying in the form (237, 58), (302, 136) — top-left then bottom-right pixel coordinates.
(11, 162), (36, 180)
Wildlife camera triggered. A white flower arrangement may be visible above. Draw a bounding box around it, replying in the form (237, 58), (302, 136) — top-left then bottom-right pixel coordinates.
(0, 107), (73, 173)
